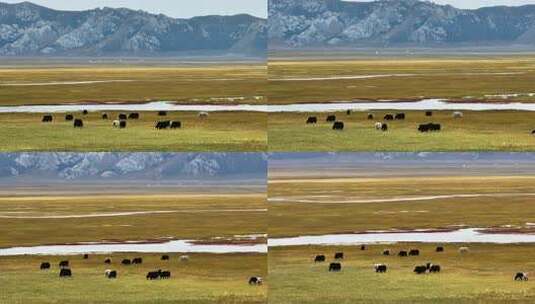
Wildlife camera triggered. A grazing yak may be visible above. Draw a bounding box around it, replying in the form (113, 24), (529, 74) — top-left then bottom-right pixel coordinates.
(132, 258), (143, 265)
(383, 114), (394, 121)
(314, 255), (326, 263)
(429, 264), (441, 273)
(82, 110), (88, 115)
(161, 255), (170, 261)
(459, 247), (470, 254)
(409, 249), (420, 256)
(360, 245), (366, 251)
(104, 258), (112, 264)
(414, 265), (427, 274)
(395, 113), (405, 120)
(436, 246), (444, 252)
(532, 130), (535, 135)
(170, 121), (181, 129)
(249, 276), (263, 285)
(452, 111), (463, 118)
(334, 252), (344, 260)
(121, 259), (131, 265)
(160, 271), (171, 279)
(65, 114), (74, 121)
(180, 255), (190, 262)
(375, 122), (388, 131)
(515, 272), (529, 281)
(118, 113), (127, 120)
(367, 113), (375, 120)
(59, 268), (72, 278)
(128, 112), (140, 119)
(329, 262), (342, 272)
(398, 251), (408, 257)
(113, 120), (127, 128)
(198, 112), (209, 118)
(83, 254), (89, 260)
(158, 111), (167, 116)
(306, 116), (318, 124)
(383, 250), (390, 256)
(374, 264), (387, 273)
(326, 115), (336, 122)
(59, 260), (69, 268)
(102, 113), (109, 120)
(332, 121), (344, 130)
(40, 262), (51, 270)
(155, 120), (171, 129)
(418, 123), (441, 132)
(105, 270), (117, 279)
(425, 111), (433, 117)
(146, 270), (161, 280)
(346, 110), (352, 115)
(42, 115), (53, 122)
(73, 119), (83, 128)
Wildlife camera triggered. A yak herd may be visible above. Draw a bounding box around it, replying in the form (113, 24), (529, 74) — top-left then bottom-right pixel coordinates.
(313, 245), (528, 281)
(38, 254), (263, 285)
(40, 110), (202, 130)
(305, 111), (469, 133)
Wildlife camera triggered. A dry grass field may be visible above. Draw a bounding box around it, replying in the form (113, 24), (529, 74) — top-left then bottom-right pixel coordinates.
(0, 63), (266, 105)
(269, 56), (535, 104)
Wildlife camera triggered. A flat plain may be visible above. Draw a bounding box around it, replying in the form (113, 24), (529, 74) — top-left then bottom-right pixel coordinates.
(268, 160), (535, 303)
(0, 62), (266, 105)
(268, 168), (535, 237)
(0, 186), (267, 303)
(268, 110), (535, 151)
(0, 252), (267, 304)
(0, 111), (267, 151)
(269, 55), (535, 104)
(269, 243), (535, 304)
(0, 187), (267, 247)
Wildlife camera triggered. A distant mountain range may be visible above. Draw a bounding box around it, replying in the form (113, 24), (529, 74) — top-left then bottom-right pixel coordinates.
(270, 152), (535, 165)
(269, 0), (535, 48)
(0, 153), (267, 181)
(0, 2), (266, 57)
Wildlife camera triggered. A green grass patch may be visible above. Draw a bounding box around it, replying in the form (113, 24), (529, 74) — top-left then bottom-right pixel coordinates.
(268, 110), (535, 151)
(269, 243), (535, 304)
(0, 253), (267, 304)
(0, 111), (266, 152)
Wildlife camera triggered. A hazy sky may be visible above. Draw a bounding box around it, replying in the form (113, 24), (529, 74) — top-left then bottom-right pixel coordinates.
(2, 0), (267, 18)
(349, 0), (535, 9)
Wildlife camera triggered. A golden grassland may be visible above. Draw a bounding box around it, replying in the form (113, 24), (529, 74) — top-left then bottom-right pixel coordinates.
(268, 110), (535, 151)
(268, 174), (535, 237)
(0, 252), (267, 304)
(269, 243), (535, 304)
(0, 111), (267, 151)
(0, 192), (266, 248)
(268, 56), (535, 103)
(0, 64), (266, 105)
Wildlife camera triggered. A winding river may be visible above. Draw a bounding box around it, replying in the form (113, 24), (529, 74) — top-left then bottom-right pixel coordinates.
(2, 228), (535, 256)
(3, 99), (535, 113)
(268, 228), (535, 247)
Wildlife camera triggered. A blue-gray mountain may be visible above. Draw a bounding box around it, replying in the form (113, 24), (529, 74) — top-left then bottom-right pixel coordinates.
(0, 2), (266, 56)
(0, 153), (267, 180)
(269, 0), (535, 48)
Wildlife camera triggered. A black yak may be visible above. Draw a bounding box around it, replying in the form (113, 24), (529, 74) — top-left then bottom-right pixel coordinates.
(329, 263), (342, 272)
(314, 255), (326, 263)
(73, 119), (83, 128)
(332, 121), (344, 130)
